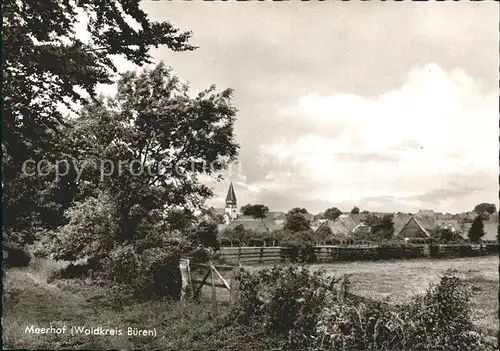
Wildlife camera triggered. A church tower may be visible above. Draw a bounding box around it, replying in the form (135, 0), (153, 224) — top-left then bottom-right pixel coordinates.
(224, 182), (238, 223)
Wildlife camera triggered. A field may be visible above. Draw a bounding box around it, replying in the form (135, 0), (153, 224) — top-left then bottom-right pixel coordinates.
(244, 255), (499, 336)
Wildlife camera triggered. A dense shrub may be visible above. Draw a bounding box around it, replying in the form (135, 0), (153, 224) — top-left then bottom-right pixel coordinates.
(3, 247), (31, 267)
(229, 265), (342, 349)
(397, 270), (481, 350)
(3, 233), (31, 267)
(34, 193), (200, 300)
(209, 266), (487, 351)
(281, 230), (317, 263)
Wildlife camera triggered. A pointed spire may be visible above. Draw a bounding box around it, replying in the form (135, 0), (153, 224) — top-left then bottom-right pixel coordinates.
(225, 182), (237, 205)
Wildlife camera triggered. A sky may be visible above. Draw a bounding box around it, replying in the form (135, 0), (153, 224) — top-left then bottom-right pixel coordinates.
(97, 1), (499, 214)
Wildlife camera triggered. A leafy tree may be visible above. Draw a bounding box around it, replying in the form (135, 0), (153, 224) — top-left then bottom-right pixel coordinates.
(288, 207), (309, 216)
(40, 64), (238, 296)
(221, 224), (248, 246)
(324, 207), (342, 221)
(468, 216), (485, 243)
(284, 209), (311, 233)
(190, 221), (220, 251)
(316, 224), (333, 242)
(364, 214), (395, 239)
(351, 206), (360, 214)
(241, 204), (269, 219)
(473, 203), (496, 215)
(200, 207), (224, 224)
(241, 204), (270, 231)
(240, 204), (252, 215)
(3, 0), (195, 243)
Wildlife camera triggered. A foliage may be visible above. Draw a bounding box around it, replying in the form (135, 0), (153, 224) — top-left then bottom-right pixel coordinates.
(188, 221), (220, 252)
(316, 271), (483, 350)
(35, 191), (189, 298)
(364, 214), (395, 238)
(324, 207), (342, 221)
(287, 207), (309, 216)
(3, 0), (195, 242)
(468, 216), (486, 243)
(220, 224), (244, 245)
(240, 204), (270, 231)
(281, 230), (317, 263)
(351, 206), (360, 214)
(283, 208), (311, 233)
(230, 265), (342, 350)
(351, 226), (396, 243)
(34, 63), (238, 297)
(210, 267), (486, 351)
(200, 207), (224, 224)
(3, 247), (31, 268)
(430, 226), (465, 244)
(395, 270), (482, 350)
(316, 223), (333, 241)
(474, 203), (497, 215)
(240, 204), (269, 219)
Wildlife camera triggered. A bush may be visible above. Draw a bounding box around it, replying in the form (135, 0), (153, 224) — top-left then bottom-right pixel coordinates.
(205, 266), (486, 351)
(98, 240), (185, 300)
(229, 265), (342, 349)
(4, 247), (31, 267)
(36, 192), (219, 301)
(281, 230), (317, 263)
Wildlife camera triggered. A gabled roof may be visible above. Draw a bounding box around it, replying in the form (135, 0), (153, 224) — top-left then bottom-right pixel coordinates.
(225, 182), (237, 205)
(397, 216), (431, 238)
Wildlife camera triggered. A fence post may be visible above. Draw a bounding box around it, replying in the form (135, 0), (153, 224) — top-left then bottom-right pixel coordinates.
(210, 263), (218, 315)
(186, 259), (192, 293)
(179, 259), (190, 302)
(230, 264), (241, 305)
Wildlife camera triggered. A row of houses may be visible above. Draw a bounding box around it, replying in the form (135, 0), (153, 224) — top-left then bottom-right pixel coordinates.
(215, 183), (498, 241)
(217, 211), (499, 241)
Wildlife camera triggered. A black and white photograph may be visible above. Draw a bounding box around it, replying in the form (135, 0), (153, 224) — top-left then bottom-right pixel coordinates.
(2, 1), (499, 350)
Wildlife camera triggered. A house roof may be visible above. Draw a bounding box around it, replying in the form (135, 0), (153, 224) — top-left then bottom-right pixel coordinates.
(397, 216), (432, 238)
(314, 216), (361, 237)
(225, 182), (237, 205)
(218, 218), (283, 233)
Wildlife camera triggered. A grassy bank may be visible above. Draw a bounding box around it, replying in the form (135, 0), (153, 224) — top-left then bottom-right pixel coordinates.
(2, 257), (221, 349)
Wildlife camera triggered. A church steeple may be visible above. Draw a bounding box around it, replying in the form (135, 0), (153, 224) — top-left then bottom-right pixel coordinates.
(224, 182), (238, 222)
(225, 182), (237, 205)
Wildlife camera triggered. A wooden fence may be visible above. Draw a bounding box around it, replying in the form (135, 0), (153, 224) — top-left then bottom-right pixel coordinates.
(218, 243), (498, 265)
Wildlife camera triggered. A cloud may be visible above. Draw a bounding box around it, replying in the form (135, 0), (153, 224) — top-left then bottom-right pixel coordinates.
(79, 3), (497, 214)
(230, 64), (497, 213)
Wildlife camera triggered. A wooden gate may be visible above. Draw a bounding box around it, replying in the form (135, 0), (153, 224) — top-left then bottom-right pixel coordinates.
(179, 259), (241, 314)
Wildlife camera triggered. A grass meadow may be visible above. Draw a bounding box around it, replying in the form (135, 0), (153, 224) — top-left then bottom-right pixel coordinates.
(245, 255), (499, 337)
(2, 255), (498, 349)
